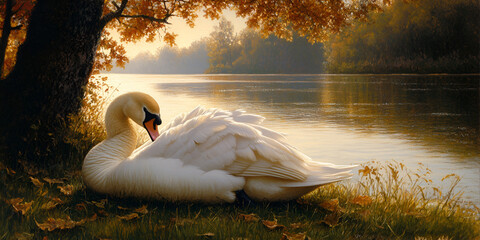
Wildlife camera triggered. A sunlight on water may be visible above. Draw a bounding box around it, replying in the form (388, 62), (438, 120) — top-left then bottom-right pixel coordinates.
(104, 73), (480, 204)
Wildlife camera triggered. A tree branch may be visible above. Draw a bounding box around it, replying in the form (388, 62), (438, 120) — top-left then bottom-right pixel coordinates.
(118, 13), (173, 24)
(100, 0), (129, 28)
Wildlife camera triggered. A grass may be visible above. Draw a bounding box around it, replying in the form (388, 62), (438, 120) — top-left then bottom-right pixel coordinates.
(0, 160), (478, 239)
(0, 76), (479, 239)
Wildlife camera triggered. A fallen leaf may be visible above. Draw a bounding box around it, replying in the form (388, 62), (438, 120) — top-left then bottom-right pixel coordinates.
(76, 214), (98, 225)
(75, 202), (87, 211)
(6, 167), (16, 175)
(57, 185), (74, 195)
(318, 213), (340, 227)
(8, 198), (33, 215)
(87, 213), (98, 222)
(41, 201), (61, 210)
(238, 213), (259, 222)
(43, 177), (64, 184)
(117, 213), (139, 221)
(134, 205), (148, 214)
(196, 232), (215, 238)
(350, 196), (372, 207)
(289, 222), (305, 229)
(262, 219), (286, 230)
(35, 216), (83, 231)
(118, 206), (129, 210)
(39, 188), (48, 197)
(357, 209), (371, 219)
(6, 198), (23, 205)
(13, 232), (34, 240)
(281, 232), (308, 240)
(319, 199), (341, 212)
(91, 199), (107, 208)
(40, 198), (63, 210)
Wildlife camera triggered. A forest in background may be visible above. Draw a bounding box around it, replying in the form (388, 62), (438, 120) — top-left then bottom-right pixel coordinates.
(326, 0), (480, 73)
(114, 0), (480, 74)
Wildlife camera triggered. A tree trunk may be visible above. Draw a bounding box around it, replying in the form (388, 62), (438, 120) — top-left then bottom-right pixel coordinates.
(0, 0), (104, 165)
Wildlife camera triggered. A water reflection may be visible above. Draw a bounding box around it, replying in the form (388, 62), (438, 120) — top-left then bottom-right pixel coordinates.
(106, 74), (480, 204)
(157, 75), (480, 161)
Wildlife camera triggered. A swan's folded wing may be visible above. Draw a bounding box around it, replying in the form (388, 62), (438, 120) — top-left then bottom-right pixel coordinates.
(134, 107), (311, 181)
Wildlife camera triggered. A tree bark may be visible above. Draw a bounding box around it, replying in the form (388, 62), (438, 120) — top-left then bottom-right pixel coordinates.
(0, 0), (104, 165)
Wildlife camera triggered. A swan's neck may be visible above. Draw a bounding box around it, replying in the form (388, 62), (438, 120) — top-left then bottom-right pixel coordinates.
(82, 99), (138, 192)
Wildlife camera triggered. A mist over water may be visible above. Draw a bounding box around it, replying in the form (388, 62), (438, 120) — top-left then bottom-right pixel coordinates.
(106, 74), (480, 204)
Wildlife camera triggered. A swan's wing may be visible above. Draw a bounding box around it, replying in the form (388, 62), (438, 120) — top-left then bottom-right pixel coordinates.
(134, 107), (314, 182)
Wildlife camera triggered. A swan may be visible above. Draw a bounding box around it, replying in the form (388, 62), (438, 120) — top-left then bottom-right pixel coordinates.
(82, 92), (355, 203)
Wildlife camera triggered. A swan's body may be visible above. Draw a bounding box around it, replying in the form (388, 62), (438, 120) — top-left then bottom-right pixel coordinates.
(83, 92), (354, 203)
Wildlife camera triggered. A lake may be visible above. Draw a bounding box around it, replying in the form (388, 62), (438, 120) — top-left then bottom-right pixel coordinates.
(105, 74), (480, 205)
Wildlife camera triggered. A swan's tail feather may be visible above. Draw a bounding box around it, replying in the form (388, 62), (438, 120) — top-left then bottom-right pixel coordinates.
(280, 163), (357, 188)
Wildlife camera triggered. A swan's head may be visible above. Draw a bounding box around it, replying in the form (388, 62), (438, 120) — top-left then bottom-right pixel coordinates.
(119, 92), (162, 141)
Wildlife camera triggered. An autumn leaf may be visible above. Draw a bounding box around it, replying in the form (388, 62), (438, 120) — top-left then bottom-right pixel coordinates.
(319, 199), (342, 212)
(91, 199), (108, 208)
(6, 167), (16, 175)
(13, 232), (34, 240)
(290, 222), (305, 229)
(30, 177), (44, 188)
(134, 205), (148, 214)
(8, 198), (33, 215)
(35, 216), (84, 231)
(43, 177), (64, 184)
(196, 232), (215, 238)
(262, 219), (286, 230)
(356, 209), (371, 219)
(318, 213), (340, 227)
(41, 198), (64, 210)
(75, 202), (87, 211)
(76, 214), (98, 225)
(238, 213), (259, 222)
(6, 198), (23, 205)
(57, 185), (74, 195)
(281, 231), (309, 240)
(117, 213), (139, 221)
(350, 195), (372, 207)
(118, 206), (129, 210)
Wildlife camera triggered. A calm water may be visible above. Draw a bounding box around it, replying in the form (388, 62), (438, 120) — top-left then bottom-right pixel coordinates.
(105, 74), (480, 204)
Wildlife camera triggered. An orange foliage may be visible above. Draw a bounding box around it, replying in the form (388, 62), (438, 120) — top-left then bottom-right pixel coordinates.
(0, 0), (34, 77)
(1, 0), (383, 76)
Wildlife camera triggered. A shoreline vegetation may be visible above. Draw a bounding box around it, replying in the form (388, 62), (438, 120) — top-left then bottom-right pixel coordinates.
(0, 76), (479, 239)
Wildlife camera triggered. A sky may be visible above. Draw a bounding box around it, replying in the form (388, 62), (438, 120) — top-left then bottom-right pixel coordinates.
(116, 10), (247, 59)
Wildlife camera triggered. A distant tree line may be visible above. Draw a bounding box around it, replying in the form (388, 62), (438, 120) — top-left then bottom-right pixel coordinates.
(113, 40), (209, 74)
(114, 18), (326, 74)
(325, 0), (480, 73)
(205, 18), (326, 74)
(116, 0), (479, 74)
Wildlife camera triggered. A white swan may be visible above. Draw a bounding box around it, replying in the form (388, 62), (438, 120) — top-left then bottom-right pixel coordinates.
(83, 92), (355, 203)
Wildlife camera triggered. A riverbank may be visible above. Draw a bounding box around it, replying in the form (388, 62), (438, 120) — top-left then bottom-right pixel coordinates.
(0, 158), (478, 239)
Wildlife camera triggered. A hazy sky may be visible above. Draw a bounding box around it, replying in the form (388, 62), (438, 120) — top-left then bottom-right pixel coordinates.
(116, 10), (246, 59)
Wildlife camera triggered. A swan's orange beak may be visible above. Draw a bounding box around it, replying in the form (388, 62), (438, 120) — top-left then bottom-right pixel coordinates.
(144, 118), (160, 141)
